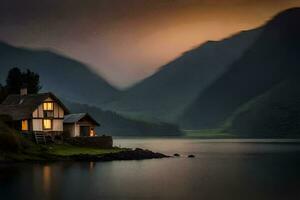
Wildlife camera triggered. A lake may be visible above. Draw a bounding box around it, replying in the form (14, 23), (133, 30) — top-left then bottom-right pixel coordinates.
(1, 138), (300, 200)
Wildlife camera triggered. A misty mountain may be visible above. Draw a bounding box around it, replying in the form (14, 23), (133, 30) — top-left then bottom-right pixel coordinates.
(227, 77), (300, 138)
(103, 27), (261, 122)
(1, 7), (300, 138)
(0, 43), (119, 105)
(63, 100), (182, 136)
(181, 8), (300, 130)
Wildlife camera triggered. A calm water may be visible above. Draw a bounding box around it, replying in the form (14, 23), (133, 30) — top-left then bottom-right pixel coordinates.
(1, 138), (300, 200)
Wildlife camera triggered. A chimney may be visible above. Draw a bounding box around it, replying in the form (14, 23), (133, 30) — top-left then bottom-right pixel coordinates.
(20, 87), (28, 96)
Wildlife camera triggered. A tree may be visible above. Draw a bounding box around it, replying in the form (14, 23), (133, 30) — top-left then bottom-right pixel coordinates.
(22, 69), (41, 94)
(5, 67), (23, 94)
(5, 67), (41, 95)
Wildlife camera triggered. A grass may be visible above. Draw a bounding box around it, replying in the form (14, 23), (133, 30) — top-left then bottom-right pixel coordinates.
(0, 119), (127, 162)
(184, 129), (236, 138)
(47, 144), (123, 156)
(0, 143), (126, 162)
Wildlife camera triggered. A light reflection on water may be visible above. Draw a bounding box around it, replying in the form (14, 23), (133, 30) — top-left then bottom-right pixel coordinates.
(115, 138), (300, 156)
(42, 165), (51, 193)
(0, 138), (300, 200)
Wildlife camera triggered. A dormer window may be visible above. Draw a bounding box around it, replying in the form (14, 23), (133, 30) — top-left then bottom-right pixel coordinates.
(43, 102), (53, 111)
(43, 102), (54, 118)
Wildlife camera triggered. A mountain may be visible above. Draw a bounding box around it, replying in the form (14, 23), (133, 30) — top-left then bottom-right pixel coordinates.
(181, 8), (300, 130)
(227, 77), (300, 138)
(0, 42), (119, 105)
(0, 42), (182, 136)
(103, 28), (261, 122)
(63, 100), (182, 136)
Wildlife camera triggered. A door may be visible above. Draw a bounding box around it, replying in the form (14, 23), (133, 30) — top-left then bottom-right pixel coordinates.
(80, 126), (90, 137)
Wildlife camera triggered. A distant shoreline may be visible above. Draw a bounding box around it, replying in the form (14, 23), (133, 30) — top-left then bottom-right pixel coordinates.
(114, 136), (300, 142)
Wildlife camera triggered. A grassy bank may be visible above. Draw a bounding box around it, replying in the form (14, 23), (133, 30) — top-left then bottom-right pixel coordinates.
(0, 142), (125, 162)
(0, 119), (126, 162)
(47, 144), (123, 156)
(0, 120), (168, 162)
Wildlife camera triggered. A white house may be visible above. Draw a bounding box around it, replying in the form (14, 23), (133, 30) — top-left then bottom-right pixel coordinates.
(0, 88), (69, 135)
(0, 88), (99, 138)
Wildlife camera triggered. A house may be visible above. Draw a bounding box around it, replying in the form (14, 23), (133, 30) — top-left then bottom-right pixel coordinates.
(0, 88), (99, 139)
(0, 88), (69, 136)
(63, 113), (100, 137)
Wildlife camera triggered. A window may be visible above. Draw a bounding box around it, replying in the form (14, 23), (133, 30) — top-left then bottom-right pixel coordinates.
(43, 102), (53, 111)
(90, 128), (96, 137)
(43, 102), (54, 118)
(43, 119), (52, 130)
(21, 120), (28, 131)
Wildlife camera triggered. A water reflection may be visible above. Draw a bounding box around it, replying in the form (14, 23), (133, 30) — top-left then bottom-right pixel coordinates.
(0, 139), (300, 200)
(89, 162), (95, 171)
(42, 165), (51, 194)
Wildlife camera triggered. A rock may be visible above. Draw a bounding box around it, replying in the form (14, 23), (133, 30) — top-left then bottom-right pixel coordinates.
(188, 154), (195, 158)
(69, 148), (169, 162)
(173, 153), (180, 157)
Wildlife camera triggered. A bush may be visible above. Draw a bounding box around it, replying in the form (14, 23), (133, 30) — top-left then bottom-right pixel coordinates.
(0, 120), (33, 152)
(0, 114), (13, 123)
(0, 132), (22, 152)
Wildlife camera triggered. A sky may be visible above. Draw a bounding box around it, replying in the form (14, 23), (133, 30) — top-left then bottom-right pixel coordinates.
(0, 0), (300, 88)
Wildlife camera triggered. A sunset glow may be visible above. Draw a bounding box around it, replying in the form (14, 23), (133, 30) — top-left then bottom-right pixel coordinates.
(0, 0), (300, 87)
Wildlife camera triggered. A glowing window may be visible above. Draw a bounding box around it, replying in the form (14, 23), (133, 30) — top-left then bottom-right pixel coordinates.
(43, 119), (52, 130)
(43, 102), (53, 111)
(90, 128), (96, 137)
(21, 120), (28, 131)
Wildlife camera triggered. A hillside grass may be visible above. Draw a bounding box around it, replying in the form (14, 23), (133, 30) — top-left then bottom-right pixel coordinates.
(0, 141), (125, 162)
(47, 144), (123, 156)
(225, 79), (300, 138)
(0, 119), (34, 152)
(222, 90), (270, 131)
(0, 120), (126, 162)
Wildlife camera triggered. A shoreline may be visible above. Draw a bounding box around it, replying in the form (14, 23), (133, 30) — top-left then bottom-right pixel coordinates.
(68, 148), (169, 162)
(114, 136), (300, 141)
(0, 147), (169, 163)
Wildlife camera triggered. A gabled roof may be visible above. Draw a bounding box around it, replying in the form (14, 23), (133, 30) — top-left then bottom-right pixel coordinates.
(0, 92), (70, 120)
(64, 113), (100, 126)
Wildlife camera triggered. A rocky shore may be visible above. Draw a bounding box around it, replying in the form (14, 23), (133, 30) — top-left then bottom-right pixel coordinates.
(0, 147), (169, 163)
(69, 148), (169, 162)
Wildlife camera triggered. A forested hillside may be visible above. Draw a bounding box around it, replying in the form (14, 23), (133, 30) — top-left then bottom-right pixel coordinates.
(64, 100), (182, 136)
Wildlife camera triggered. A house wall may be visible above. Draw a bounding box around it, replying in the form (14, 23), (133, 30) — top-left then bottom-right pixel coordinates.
(31, 97), (64, 132)
(63, 123), (96, 137)
(32, 97), (64, 118)
(65, 136), (113, 148)
(32, 119), (43, 131)
(32, 119), (63, 132)
(64, 124), (75, 137)
(74, 124), (80, 137)
(63, 123), (80, 137)
(53, 119), (64, 131)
